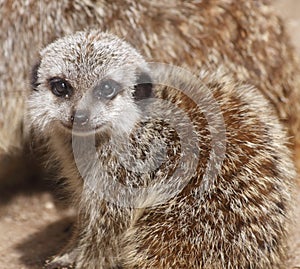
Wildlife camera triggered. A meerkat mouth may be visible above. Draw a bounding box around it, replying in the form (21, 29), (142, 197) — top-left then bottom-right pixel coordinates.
(61, 122), (104, 137)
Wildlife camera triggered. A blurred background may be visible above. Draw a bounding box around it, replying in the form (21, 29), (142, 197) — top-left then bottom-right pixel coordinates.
(275, 0), (300, 53)
(275, 2), (300, 267)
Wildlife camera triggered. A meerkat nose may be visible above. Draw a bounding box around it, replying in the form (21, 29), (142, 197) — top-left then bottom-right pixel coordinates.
(71, 110), (90, 126)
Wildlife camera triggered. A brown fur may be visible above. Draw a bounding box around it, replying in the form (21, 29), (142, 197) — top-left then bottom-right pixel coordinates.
(28, 30), (295, 269)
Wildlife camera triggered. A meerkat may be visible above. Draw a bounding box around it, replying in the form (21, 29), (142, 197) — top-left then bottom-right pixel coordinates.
(1, 0), (300, 157)
(27, 30), (295, 269)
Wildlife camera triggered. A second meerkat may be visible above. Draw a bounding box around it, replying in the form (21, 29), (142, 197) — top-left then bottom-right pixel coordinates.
(1, 0), (300, 155)
(28, 30), (294, 269)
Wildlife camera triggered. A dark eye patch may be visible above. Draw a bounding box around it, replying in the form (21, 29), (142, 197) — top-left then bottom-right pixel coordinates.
(93, 79), (122, 100)
(48, 77), (73, 98)
(133, 72), (153, 101)
(31, 61), (41, 91)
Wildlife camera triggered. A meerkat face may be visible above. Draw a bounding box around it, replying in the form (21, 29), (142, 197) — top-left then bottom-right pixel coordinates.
(28, 30), (152, 137)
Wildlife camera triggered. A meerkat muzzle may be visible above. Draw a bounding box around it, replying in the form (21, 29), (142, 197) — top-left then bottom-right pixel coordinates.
(71, 110), (90, 126)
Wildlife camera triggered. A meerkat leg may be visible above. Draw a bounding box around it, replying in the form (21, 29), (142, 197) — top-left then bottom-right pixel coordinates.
(61, 202), (128, 269)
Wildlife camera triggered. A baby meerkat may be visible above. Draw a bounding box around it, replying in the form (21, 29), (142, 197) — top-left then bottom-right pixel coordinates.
(28, 30), (295, 269)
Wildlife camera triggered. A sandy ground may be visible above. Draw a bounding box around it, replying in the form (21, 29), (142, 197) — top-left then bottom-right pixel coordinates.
(0, 1), (300, 268)
(0, 153), (75, 269)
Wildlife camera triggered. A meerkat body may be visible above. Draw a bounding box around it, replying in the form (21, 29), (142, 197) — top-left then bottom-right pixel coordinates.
(28, 30), (295, 269)
(1, 0), (300, 154)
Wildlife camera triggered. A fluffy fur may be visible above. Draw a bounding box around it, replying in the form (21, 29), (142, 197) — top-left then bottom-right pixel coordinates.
(27, 30), (295, 269)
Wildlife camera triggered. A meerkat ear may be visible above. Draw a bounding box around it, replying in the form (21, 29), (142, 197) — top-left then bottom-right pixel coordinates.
(133, 72), (153, 101)
(31, 60), (41, 91)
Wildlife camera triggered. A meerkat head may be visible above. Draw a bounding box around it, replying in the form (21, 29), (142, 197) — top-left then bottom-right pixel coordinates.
(28, 30), (152, 138)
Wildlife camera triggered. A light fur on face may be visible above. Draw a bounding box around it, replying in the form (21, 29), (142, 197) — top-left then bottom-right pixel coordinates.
(27, 31), (149, 138)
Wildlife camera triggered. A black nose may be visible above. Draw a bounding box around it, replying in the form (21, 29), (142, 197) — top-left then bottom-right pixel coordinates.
(71, 110), (89, 126)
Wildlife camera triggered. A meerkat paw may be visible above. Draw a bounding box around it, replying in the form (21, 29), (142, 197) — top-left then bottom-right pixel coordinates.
(44, 251), (78, 269)
(44, 260), (74, 269)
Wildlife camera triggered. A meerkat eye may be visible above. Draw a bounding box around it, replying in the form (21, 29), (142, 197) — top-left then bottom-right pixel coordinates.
(49, 77), (73, 98)
(93, 79), (122, 100)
